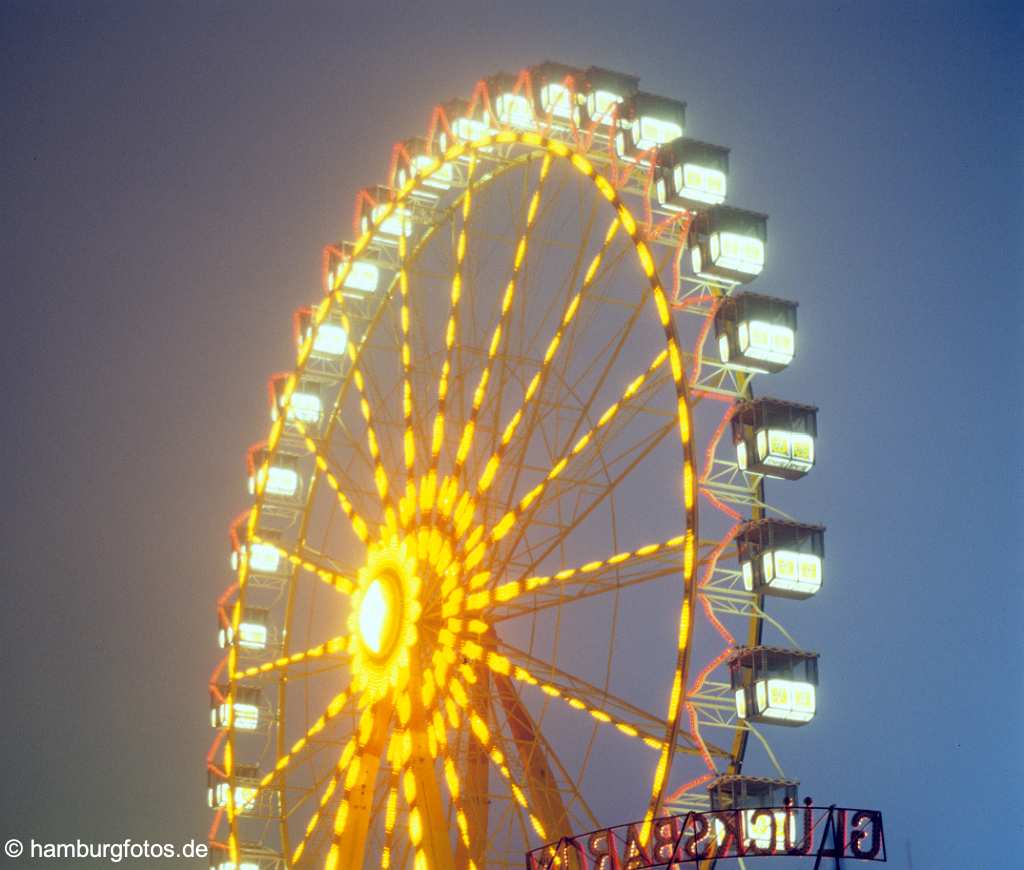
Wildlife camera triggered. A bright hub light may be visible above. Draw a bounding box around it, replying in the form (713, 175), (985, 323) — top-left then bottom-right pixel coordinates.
(358, 576), (398, 656)
(348, 536), (422, 699)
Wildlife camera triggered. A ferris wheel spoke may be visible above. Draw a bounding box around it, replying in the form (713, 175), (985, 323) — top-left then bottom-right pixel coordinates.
(500, 414), (679, 591)
(395, 690), (456, 870)
(341, 311), (401, 527)
(424, 154), (479, 527)
(458, 348), (668, 580)
(325, 699), (393, 869)
(493, 640), (726, 761)
(379, 762), (402, 869)
(461, 532), (686, 617)
(441, 662), (582, 854)
(468, 234), (632, 544)
(465, 642), (663, 751)
(445, 671), (549, 843)
(472, 346), (669, 576)
(454, 663), (495, 868)
(248, 535), (355, 595)
(289, 734), (357, 865)
(397, 220), (418, 490)
(466, 191), (602, 511)
(490, 660), (603, 833)
(257, 685), (354, 790)
(472, 216), (623, 503)
(291, 420), (372, 544)
(452, 154), (553, 491)
(232, 634), (349, 680)
(429, 712), (477, 867)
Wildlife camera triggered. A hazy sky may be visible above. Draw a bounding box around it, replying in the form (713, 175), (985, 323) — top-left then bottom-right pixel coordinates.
(1, 1), (1021, 867)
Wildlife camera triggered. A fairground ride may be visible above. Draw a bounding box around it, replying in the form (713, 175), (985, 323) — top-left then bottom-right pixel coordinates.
(207, 62), (825, 869)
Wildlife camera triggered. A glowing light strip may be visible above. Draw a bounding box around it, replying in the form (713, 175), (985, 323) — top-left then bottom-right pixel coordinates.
(390, 688), (431, 870)
(696, 527), (740, 646)
(223, 130), (701, 859)
(474, 215), (622, 498)
(463, 641), (665, 751)
(257, 686), (353, 789)
(685, 701), (715, 772)
(380, 765), (400, 869)
(398, 212), (416, 494)
(233, 634), (348, 680)
(459, 533), (687, 614)
(248, 535), (354, 594)
(291, 734), (357, 865)
(325, 702), (388, 868)
(463, 347), (670, 575)
(451, 154), (553, 489)
(425, 152), (479, 526)
(432, 710), (479, 869)
(447, 672), (548, 841)
(341, 308), (397, 528)
(292, 419), (371, 544)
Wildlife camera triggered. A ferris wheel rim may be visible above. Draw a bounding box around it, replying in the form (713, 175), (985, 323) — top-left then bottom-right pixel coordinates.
(226, 132), (701, 865)
(205, 53), (821, 858)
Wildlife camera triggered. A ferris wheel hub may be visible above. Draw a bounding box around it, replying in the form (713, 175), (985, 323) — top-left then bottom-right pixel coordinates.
(348, 537), (422, 700)
(358, 574), (401, 657)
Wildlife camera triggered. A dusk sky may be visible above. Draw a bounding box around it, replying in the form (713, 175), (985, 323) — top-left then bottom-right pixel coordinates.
(1, 1), (1021, 868)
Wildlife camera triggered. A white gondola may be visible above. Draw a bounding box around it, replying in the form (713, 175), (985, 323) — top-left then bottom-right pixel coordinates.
(269, 374), (323, 427)
(581, 66), (639, 127)
(737, 519), (825, 599)
(210, 685), (261, 731)
(358, 185), (412, 245)
(715, 292), (797, 374)
(730, 646), (819, 726)
(217, 606), (269, 651)
(615, 93), (685, 162)
(207, 765), (260, 813)
(656, 138), (729, 210)
(732, 398), (817, 481)
(689, 205), (768, 284)
(531, 61), (583, 128)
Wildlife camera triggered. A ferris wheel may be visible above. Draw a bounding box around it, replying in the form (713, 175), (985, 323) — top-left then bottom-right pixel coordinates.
(207, 62), (824, 869)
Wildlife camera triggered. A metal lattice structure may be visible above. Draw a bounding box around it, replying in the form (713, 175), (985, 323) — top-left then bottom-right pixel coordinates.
(208, 64), (823, 870)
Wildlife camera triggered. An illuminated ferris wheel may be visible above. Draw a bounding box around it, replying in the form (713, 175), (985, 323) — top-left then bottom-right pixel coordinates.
(207, 62), (825, 869)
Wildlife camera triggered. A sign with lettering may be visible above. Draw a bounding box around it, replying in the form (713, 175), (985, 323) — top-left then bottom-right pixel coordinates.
(526, 802), (885, 868)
